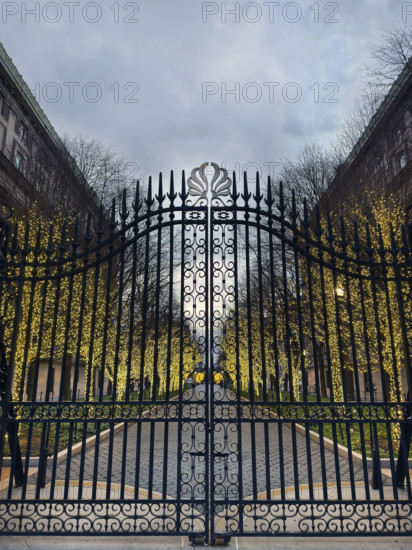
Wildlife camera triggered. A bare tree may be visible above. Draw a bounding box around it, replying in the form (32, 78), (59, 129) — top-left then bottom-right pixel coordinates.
(62, 134), (142, 212)
(277, 141), (338, 212)
(364, 27), (412, 93)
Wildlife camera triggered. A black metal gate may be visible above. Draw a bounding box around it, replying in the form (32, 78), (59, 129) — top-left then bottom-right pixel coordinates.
(0, 163), (411, 541)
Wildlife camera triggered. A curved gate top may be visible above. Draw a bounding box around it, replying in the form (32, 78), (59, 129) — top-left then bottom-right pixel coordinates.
(0, 162), (411, 543)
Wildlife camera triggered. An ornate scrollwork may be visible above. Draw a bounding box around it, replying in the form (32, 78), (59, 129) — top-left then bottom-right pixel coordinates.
(187, 162), (232, 205)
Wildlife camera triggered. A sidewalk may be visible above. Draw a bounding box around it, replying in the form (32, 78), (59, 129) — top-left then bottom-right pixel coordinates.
(1, 535), (412, 550)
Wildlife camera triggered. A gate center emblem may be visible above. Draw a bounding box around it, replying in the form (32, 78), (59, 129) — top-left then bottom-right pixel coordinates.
(187, 161), (232, 205)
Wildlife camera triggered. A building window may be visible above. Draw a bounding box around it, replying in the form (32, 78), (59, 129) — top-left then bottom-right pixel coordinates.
(16, 121), (28, 144)
(14, 151), (23, 171)
(397, 152), (407, 172)
(1, 98), (10, 121)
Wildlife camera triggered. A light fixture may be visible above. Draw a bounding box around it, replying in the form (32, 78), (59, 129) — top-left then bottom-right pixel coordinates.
(335, 287), (344, 297)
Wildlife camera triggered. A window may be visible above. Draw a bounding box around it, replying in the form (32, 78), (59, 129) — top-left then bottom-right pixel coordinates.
(1, 98), (10, 121)
(398, 152), (407, 172)
(14, 151), (23, 171)
(16, 121), (28, 144)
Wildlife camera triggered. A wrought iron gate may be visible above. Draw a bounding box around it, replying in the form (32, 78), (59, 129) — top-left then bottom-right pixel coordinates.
(0, 162), (411, 541)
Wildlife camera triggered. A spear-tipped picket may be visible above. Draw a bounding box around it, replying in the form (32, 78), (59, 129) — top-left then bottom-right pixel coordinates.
(253, 172), (262, 207)
(302, 198), (310, 230)
(58, 223), (66, 255)
(23, 222), (30, 256)
(120, 189), (129, 225)
(168, 171), (177, 204)
(146, 176), (153, 208)
(340, 216), (347, 250)
(401, 224), (410, 254)
(84, 213), (92, 247)
(97, 204), (104, 241)
(326, 213), (335, 246)
(353, 221), (361, 253)
(365, 223), (373, 255)
(315, 205), (322, 237)
(231, 172), (239, 203)
(180, 170), (187, 203)
(389, 223), (398, 254)
(377, 224), (385, 255)
(277, 181), (285, 214)
(73, 218), (80, 250)
(133, 180), (142, 215)
(10, 223), (19, 255)
(110, 198), (117, 235)
(265, 176), (273, 209)
(241, 172), (251, 203)
(290, 189), (298, 222)
(157, 172), (165, 207)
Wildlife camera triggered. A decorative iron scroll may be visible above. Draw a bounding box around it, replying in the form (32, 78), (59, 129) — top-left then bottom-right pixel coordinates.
(187, 162), (232, 205)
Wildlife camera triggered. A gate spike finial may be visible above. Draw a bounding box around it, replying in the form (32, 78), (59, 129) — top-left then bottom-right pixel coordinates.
(389, 223), (398, 253)
(340, 216), (347, 247)
(241, 171), (250, 202)
(110, 198), (117, 233)
(303, 198), (310, 228)
(133, 180), (141, 213)
(73, 218), (80, 248)
(97, 204), (104, 240)
(365, 222), (373, 254)
(84, 212), (92, 244)
(278, 181), (285, 212)
(121, 189), (129, 223)
(168, 171), (177, 202)
(265, 176), (274, 209)
(353, 221), (361, 252)
(377, 224), (385, 253)
(253, 172), (262, 206)
(180, 170), (187, 202)
(147, 176), (152, 202)
(291, 189), (298, 221)
(157, 172), (164, 204)
(231, 171), (238, 202)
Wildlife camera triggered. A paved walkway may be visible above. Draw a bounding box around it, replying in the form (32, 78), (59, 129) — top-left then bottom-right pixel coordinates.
(43, 385), (373, 500)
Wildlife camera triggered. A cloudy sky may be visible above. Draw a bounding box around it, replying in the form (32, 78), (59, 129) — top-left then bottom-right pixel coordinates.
(0, 0), (407, 185)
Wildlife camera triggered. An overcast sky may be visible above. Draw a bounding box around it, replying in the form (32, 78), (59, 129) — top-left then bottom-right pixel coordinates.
(0, 0), (407, 186)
